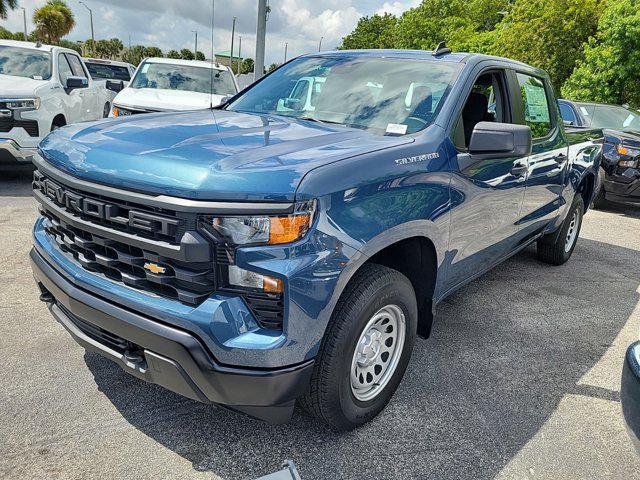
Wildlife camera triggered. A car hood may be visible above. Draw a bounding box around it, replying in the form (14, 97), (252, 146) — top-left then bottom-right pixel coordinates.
(113, 87), (227, 111)
(38, 109), (413, 201)
(0, 74), (48, 97)
(602, 128), (640, 147)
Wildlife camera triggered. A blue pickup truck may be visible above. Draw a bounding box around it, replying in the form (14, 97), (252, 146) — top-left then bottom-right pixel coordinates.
(30, 49), (601, 430)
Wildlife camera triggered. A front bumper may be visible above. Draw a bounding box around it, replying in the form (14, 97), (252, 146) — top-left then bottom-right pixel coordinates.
(604, 170), (640, 204)
(30, 247), (314, 423)
(621, 341), (640, 452)
(0, 138), (37, 165)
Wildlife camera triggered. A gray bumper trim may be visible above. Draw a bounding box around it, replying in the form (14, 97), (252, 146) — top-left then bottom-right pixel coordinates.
(0, 138), (37, 163)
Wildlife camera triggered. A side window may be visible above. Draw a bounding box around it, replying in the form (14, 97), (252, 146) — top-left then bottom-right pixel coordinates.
(65, 54), (87, 79)
(559, 103), (577, 125)
(516, 73), (552, 138)
(58, 53), (74, 85)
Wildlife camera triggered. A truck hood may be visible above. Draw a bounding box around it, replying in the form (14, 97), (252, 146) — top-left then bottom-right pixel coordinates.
(113, 87), (226, 111)
(0, 74), (48, 97)
(38, 109), (413, 201)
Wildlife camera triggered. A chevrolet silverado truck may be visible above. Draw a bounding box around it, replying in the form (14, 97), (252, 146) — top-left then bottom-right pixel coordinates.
(30, 49), (601, 431)
(0, 40), (112, 168)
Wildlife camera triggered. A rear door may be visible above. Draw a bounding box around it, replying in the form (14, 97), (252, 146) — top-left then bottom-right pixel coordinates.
(65, 53), (96, 121)
(511, 70), (567, 238)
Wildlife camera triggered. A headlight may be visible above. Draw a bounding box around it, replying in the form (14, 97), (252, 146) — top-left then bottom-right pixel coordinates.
(199, 200), (316, 246)
(6, 98), (40, 110)
(616, 145), (640, 167)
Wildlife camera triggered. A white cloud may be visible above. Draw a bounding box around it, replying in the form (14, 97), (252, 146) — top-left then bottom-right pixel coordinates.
(376, 0), (420, 16)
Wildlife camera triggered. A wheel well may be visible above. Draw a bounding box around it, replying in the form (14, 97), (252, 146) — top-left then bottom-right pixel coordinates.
(367, 236), (437, 338)
(52, 114), (66, 128)
(578, 172), (595, 208)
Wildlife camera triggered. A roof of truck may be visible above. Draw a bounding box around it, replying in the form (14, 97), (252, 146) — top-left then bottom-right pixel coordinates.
(143, 57), (232, 71)
(0, 39), (57, 52)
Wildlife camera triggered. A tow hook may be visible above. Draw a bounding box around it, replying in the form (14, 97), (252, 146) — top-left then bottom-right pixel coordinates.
(123, 349), (147, 370)
(39, 291), (54, 303)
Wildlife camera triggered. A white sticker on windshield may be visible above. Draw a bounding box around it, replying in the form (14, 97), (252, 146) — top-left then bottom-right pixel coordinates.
(141, 64), (149, 73)
(33, 75), (42, 80)
(386, 123), (407, 135)
(623, 114), (636, 128)
(580, 106), (590, 116)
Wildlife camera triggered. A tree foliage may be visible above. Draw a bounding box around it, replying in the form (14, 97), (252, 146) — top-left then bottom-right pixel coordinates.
(33, 0), (75, 44)
(562, 0), (640, 107)
(0, 0), (17, 20)
(195, 51), (206, 61)
(340, 13), (397, 50)
(180, 48), (195, 60)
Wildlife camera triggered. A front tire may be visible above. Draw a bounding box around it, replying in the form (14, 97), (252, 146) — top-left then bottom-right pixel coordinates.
(592, 167), (607, 209)
(300, 264), (417, 431)
(536, 195), (584, 265)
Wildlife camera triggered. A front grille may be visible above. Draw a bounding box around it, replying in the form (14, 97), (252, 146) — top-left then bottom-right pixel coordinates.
(33, 171), (188, 244)
(59, 303), (134, 353)
(0, 117), (39, 137)
(42, 210), (215, 305)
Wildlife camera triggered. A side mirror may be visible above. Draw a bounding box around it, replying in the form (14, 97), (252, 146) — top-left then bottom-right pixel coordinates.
(562, 120), (574, 127)
(469, 122), (532, 159)
(66, 76), (88, 90)
(106, 80), (124, 92)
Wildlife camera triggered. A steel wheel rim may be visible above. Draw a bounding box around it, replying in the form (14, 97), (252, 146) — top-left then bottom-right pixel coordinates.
(564, 211), (579, 252)
(350, 304), (406, 402)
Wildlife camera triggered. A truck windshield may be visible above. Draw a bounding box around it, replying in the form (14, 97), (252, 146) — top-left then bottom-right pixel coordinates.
(0, 46), (51, 80)
(578, 103), (640, 132)
(130, 62), (237, 95)
(227, 56), (462, 134)
(86, 62), (131, 81)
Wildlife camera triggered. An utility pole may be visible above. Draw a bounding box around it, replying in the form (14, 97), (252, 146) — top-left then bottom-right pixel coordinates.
(230, 16), (236, 71)
(79, 1), (95, 57)
(237, 36), (242, 75)
(192, 30), (198, 58)
(254, 0), (268, 80)
(284, 42), (287, 63)
(318, 36), (323, 52)
(21, 8), (27, 41)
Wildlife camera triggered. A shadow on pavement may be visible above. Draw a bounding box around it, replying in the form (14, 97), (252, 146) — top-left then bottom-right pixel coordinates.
(596, 201), (640, 219)
(84, 237), (640, 480)
(0, 170), (34, 197)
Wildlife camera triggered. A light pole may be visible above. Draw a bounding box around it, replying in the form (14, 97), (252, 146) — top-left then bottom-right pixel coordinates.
(79, 1), (95, 57)
(21, 7), (27, 41)
(230, 16), (236, 71)
(192, 30), (198, 59)
(254, 0), (267, 80)
(284, 42), (287, 63)
(237, 36), (242, 75)
(318, 36), (324, 52)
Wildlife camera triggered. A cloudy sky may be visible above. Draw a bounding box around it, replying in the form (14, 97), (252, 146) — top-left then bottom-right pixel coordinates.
(1, 0), (420, 65)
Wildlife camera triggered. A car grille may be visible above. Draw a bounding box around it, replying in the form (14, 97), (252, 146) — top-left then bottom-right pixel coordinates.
(42, 210), (215, 305)
(0, 117), (39, 137)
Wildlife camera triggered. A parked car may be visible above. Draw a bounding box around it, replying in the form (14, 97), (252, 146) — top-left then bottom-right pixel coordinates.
(83, 58), (135, 84)
(622, 340), (640, 452)
(30, 49), (600, 431)
(559, 100), (640, 207)
(109, 57), (239, 115)
(0, 40), (113, 168)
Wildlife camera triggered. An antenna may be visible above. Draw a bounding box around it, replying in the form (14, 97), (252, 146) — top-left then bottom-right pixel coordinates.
(432, 41), (452, 57)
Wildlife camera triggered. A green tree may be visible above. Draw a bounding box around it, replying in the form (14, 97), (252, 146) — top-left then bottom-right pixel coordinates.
(122, 45), (147, 66)
(563, 0), (640, 107)
(195, 51), (206, 61)
(340, 13), (398, 50)
(95, 39), (111, 58)
(33, 0), (75, 44)
(180, 48), (195, 60)
(0, 26), (23, 40)
(240, 57), (254, 74)
(494, 0), (601, 92)
(58, 38), (82, 54)
(266, 62), (279, 73)
(167, 49), (181, 59)
(0, 0), (17, 20)
(145, 46), (163, 58)
(108, 38), (124, 59)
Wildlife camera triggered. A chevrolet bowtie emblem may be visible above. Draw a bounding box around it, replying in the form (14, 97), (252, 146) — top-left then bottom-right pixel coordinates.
(144, 262), (167, 274)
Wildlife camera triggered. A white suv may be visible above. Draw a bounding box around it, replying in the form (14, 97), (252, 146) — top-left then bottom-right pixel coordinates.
(0, 40), (112, 167)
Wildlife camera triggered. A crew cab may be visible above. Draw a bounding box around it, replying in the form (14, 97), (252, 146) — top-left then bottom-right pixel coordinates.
(30, 49), (600, 430)
(559, 99), (640, 207)
(0, 40), (112, 168)
(109, 57), (238, 116)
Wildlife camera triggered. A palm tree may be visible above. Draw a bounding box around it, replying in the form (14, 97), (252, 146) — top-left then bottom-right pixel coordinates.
(33, 0), (75, 45)
(0, 0), (17, 20)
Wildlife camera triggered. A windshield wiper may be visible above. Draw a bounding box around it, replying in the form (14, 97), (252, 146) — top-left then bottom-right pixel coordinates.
(297, 116), (346, 127)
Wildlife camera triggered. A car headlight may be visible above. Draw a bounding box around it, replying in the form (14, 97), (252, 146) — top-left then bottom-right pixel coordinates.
(6, 98), (40, 110)
(616, 145), (640, 167)
(111, 106), (131, 117)
(199, 200), (316, 246)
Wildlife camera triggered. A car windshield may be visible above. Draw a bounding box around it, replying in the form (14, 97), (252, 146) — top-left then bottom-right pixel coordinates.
(577, 103), (640, 131)
(86, 62), (131, 81)
(227, 55), (462, 134)
(0, 46), (51, 80)
(129, 62), (237, 95)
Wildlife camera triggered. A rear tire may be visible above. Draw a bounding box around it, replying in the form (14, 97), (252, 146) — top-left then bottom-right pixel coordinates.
(536, 195), (584, 265)
(300, 264), (417, 431)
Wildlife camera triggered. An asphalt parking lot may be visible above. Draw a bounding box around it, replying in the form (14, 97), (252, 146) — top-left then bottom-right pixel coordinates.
(1, 170), (639, 480)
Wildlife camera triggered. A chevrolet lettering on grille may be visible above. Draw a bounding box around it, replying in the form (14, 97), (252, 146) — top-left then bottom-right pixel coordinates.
(33, 171), (181, 237)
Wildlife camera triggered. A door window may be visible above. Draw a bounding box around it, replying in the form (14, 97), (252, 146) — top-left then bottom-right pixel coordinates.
(65, 54), (87, 79)
(516, 73), (552, 138)
(58, 54), (74, 85)
(559, 102), (577, 125)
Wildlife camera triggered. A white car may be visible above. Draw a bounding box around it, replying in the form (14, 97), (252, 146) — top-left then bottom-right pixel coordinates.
(110, 57), (239, 116)
(0, 40), (113, 167)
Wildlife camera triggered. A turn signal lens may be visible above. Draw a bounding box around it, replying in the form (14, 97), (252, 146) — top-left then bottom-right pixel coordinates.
(268, 214), (312, 245)
(616, 144), (640, 158)
(112, 106), (120, 117)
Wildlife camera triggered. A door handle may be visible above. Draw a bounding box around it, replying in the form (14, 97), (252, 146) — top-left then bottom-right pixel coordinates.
(511, 164), (528, 177)
(554, 153), (567, 163)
